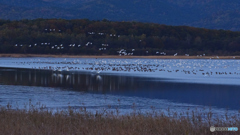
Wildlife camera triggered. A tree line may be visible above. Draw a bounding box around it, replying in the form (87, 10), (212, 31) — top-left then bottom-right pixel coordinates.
(1, 18), (240, 56)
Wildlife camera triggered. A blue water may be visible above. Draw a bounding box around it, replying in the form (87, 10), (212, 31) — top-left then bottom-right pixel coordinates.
(0, 58), (239, 117)
(0, 67), (239, 117)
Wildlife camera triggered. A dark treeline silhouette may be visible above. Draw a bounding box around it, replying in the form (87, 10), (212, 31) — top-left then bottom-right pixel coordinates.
(1, 19), (240, 56)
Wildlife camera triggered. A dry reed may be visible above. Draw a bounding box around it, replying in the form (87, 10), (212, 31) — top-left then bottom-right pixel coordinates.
(0, 102), (239, 135)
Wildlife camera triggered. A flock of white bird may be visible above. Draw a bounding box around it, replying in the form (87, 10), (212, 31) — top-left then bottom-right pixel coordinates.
(4, 58), (237, 85)
(14, 29), (214, 56)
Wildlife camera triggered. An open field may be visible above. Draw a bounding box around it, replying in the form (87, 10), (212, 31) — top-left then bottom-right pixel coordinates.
(0, 53), (240, 59)
(0, 104), (239, 135)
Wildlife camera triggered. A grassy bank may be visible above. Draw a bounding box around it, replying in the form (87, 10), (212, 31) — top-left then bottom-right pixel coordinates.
(0, 53), (240, 59)
(0, 104), (239, 135)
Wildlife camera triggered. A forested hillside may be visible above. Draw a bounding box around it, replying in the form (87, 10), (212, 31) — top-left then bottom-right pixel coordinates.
(0, 0), (240, 31)
(1, 19), (240, 56)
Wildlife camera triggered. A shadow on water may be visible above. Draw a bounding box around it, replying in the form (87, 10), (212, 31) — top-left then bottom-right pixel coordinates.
(0, 67), (240, 110)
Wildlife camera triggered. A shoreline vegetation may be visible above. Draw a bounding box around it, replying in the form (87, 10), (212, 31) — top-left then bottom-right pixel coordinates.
(0, 53), (240, 59)
(0, 103), (239, 135)
(1, 19), (240, 56)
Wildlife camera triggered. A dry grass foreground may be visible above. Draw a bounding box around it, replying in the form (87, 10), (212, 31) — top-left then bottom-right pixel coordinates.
(0, 103), (239, 135)
(0, 53), (240, 59)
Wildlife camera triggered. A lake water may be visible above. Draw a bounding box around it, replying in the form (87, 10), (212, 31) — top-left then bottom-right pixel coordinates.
(0, 57), (240, 116)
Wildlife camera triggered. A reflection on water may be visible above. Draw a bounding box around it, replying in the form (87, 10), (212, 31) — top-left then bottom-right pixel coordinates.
(0, 67), (240, 111)
(0, 68), (136, 92)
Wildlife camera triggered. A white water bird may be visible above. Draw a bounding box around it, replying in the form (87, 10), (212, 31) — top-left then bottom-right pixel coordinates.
(96, 75), (102, 81)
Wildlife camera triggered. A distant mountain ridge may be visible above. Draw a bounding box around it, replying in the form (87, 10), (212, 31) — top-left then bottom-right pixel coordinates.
(0, 0), (240, 31)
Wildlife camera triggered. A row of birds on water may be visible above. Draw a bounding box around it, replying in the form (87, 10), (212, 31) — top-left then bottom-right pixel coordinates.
(20, 60), (240, 77)
(14, 58), (240, 76)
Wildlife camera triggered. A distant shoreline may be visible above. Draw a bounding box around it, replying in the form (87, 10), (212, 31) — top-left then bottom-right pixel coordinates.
(0, 53), (239, 59)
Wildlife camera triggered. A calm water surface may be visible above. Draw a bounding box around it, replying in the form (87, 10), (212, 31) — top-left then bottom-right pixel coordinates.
(0, 67), (239, 115)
